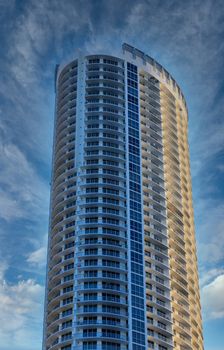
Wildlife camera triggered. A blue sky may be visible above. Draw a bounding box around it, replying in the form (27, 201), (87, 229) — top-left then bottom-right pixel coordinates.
(0, 0), (223, 349)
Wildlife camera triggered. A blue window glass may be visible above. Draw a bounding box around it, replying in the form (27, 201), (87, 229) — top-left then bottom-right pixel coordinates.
(127, 61), (146, 348)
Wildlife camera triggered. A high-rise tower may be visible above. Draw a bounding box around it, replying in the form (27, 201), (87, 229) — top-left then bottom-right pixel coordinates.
(43, 44), (203, 350)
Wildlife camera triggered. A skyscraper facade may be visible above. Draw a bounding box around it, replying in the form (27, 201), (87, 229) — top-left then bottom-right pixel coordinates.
(43, 44), (203, 350)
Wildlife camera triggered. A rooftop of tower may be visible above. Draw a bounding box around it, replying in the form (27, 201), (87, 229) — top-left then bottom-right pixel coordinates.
(55, 42), (187, 111)
(122, 43), (187, 110)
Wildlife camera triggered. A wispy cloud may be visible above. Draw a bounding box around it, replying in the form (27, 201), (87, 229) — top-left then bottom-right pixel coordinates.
(0, 141), (49, 222)
(200, 267), (224, 288)
(27, 246), (47, 267)
(5, 0), (93, 87)
(0, 262), (44, 350)
(201, 274), (224, 320)
(26, 234), (48, 269)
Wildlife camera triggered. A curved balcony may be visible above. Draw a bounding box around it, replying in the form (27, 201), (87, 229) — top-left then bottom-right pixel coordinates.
(48, 272), (74, 293)
(50, 213), (76, 235)
(76, 296), (126, 307)
(58, 63), (77, 83)
(55, 117), (76, 144)
(54, 143), (75, 169)
(47, 289), (74, 311)
(54, 132), (74, 156)
(52, 163), (75, 187)
(47, 301), (74, 324)
(76, 250), (126, 263)
(86, 91), (124, 104)
(51, 187), (76, 212)
(57, 91), (77, 111)
(76, 320), (127, 331)
(47, 285), (74, 307)
(146, 308), (172, 324)
(54, 131), (76, 158)
(51, 205), (76, 230)
(52, 181), (76, 206)
(58, 74), (77, 94)
(48, 254), (74, 276)
(50, 245), (74, 264)
(86, 75), (125, 88)
(75, 332), (127, 343)
(76, 308), (128, 319)
(76, 274), (127, 285)
(47, 337), (72, 350)
(57, 82), (77, 103)
(49, 228), (75, 248)
(51, 200), (76, 223)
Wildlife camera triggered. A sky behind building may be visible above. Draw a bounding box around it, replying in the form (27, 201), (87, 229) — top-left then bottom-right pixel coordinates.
(0, 1), (223, 349)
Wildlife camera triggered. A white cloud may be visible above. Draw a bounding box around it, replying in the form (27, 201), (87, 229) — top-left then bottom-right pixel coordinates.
(26, 233), (48, 270)
(200, 267), (224, 288)
(201, 274), (224, 320)
(27, 246), (47, 268)
(0, 263), (44, 350)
